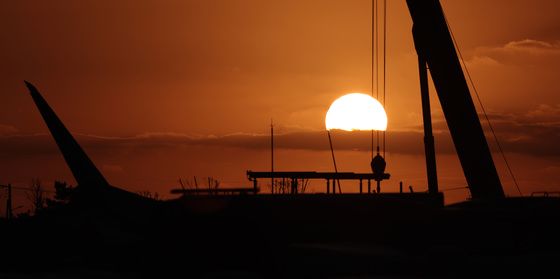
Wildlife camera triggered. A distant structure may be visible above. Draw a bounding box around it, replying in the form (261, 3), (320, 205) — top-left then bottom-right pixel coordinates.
(247, 171), (389, 194)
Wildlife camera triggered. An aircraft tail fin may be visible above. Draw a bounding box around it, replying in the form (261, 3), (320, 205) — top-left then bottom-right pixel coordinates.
(24, 81), (109, 188)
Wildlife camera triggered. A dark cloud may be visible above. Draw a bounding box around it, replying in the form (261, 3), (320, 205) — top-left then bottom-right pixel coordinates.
(0, 130), (433, 160)
(482, 105), (560, 156)
(428, 106), (560, 157)
(0, 124), (18, 135)
(472, 39), (560, 67)
(2, 105), (560, 160)
(505, 39), (560, 51)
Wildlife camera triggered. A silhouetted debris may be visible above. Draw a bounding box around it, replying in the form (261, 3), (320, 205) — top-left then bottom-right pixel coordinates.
(25, 178), (46, 215)
(45, 181), (74, 208)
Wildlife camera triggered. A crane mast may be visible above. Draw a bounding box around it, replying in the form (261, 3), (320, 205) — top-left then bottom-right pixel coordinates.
(406, 0), (505, 200)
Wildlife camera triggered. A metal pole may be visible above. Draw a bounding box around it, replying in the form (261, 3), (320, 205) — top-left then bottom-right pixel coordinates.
(327, 130), (342, 194)
(253, 179), (258, 194)
(271, 119), (274, 194)
(418, 56), (439, 195)
(359, 179), (363, 194)
(7, 184), (13, 220)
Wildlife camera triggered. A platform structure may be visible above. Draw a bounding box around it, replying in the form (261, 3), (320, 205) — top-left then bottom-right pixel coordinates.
(170, 187), (260, 195)
(246, 171), (390, 194)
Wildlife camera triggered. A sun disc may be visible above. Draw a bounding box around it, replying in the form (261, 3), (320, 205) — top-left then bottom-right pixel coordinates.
(325, 93), (387, 131)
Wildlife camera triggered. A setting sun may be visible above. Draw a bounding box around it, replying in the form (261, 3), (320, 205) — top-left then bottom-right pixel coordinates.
(325, 93), (387, 131)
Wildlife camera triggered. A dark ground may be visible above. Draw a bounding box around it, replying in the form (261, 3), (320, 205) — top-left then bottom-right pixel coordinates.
(1, 194), (559, 278)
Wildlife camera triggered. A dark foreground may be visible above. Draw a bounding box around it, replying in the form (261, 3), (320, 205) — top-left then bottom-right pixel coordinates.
(1, 193), (560, 278)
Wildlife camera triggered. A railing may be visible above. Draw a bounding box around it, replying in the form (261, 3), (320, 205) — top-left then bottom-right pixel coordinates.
(531, 191), (560, 197)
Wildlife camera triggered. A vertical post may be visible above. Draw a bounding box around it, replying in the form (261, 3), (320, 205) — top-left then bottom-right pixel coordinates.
(326, 179), (330, 194)
(418, 56), (439, 195)
(399, 181), (403, 193)
(359, 179), (363, 194)
(7, 184), (13, 220)
(271, 119), (274, 194)
(376, 180), (381, 194)
(367, 179), (371, 194)
(253, 178), (258, 194)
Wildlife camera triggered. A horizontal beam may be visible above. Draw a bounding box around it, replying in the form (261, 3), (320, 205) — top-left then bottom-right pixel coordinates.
(247, 171), (390, 181)
(171, 187), (258, 195)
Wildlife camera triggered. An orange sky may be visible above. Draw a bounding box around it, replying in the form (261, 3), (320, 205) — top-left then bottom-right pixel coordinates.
(1, 0), (560, 208)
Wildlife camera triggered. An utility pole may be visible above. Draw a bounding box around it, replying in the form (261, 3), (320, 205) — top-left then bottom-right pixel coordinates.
(0, 184), (13, 220)
(6, 184), (12, 220)
(271, 119), (274, 194)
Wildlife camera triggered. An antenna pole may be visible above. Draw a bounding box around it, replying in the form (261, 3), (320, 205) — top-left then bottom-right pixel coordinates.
(271, 119), (274, 194)
(7, 184), (13, 220)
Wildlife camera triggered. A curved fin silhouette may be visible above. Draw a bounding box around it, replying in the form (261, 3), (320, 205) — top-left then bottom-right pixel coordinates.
(24, 81), (109, 188)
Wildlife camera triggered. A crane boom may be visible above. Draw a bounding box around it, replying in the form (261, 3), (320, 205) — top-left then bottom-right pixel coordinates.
(406, 0), (505, 200)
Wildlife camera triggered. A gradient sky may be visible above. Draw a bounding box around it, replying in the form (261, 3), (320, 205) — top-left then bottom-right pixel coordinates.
(1, 0), (560, 209)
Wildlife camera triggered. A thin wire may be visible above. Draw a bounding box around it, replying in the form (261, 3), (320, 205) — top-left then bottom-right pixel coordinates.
(371, 0), (375, 159)
(441, 8), (523, 196)
(374, 0), (380, 153)
(382, 0), (387, 157)
(374, 0), (378, 101)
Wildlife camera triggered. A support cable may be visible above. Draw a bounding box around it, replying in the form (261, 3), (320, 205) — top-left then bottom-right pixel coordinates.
(371, 0), (379, 155)
(371, 0), (377, 159)
(375, 0), (380, 153)
(441, 7), (523, 196)
(382, 0), (387, 157)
